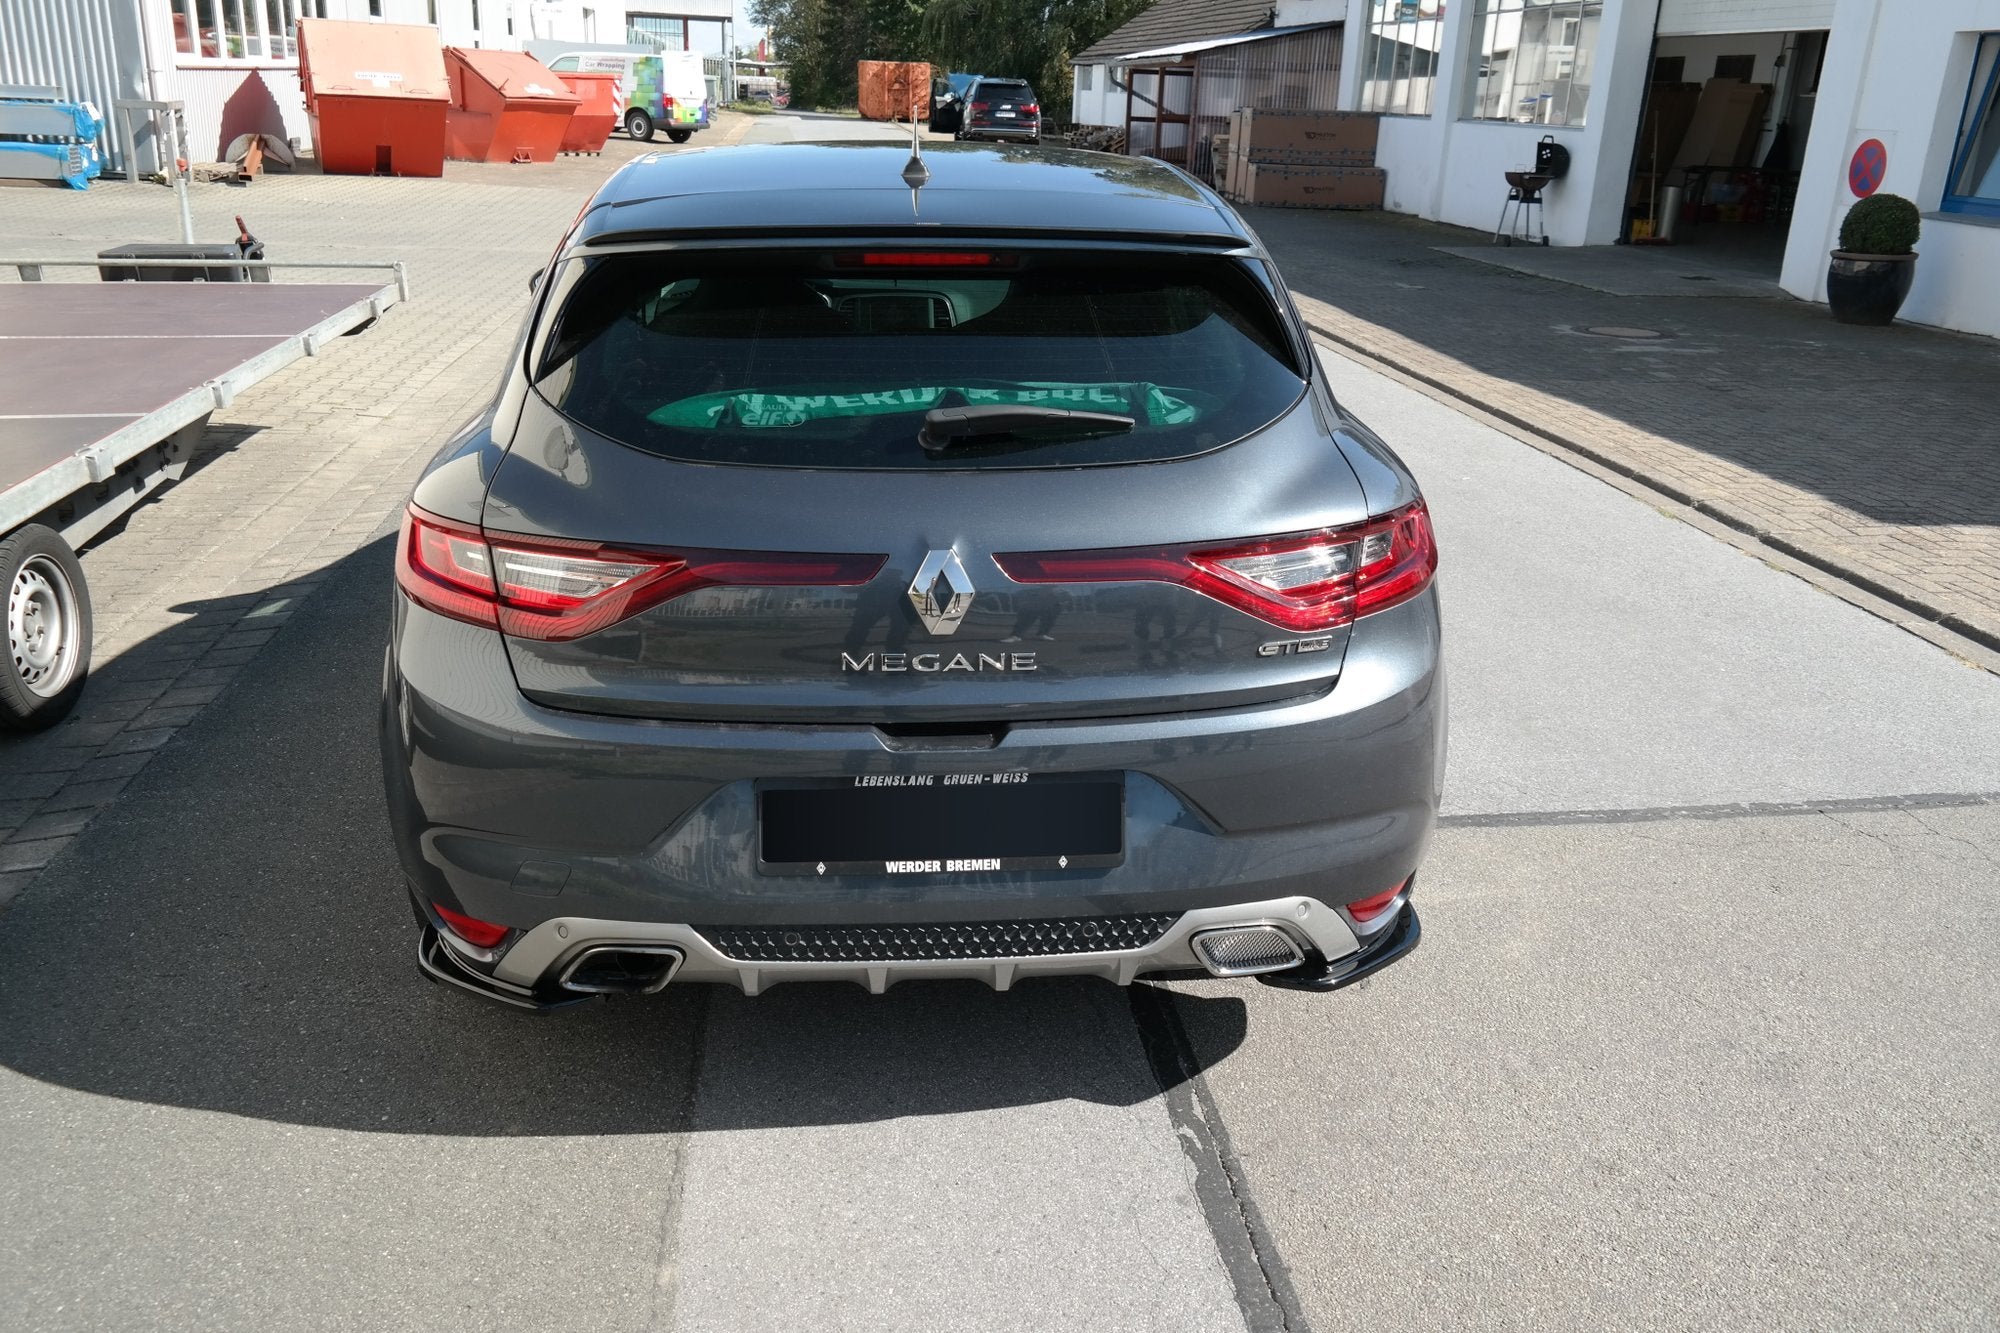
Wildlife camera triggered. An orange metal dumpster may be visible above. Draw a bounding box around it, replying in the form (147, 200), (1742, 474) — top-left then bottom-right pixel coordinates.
(296, 19), (448, 177)
(444, 48), (578, 164)
(555, 71), (620, 154)
(858, 61), (931, 122)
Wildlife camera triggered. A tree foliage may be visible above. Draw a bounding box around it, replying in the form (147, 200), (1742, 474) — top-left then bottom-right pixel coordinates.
(750, 0), (1154, 122)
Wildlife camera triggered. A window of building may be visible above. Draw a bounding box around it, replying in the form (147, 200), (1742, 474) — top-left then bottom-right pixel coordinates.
(1945, 33), (2000, 218)
(173, 0), (316, 62)
(1359, 0), (1445, 116)
(1079, 65), (1094, 92)
(1713, 53), (1755, 81)
(368, 0), (380, 15)
(1465, 0), (1603, 127)
(631, 15), (687, 49)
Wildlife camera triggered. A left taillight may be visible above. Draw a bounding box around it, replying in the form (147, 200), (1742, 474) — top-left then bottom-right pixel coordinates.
(398, 508), (502, 629)
(993, 500), (1438, 633)
(396, 506), (885, 642)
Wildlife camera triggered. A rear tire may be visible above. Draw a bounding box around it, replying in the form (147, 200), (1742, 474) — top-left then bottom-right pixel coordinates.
(1, 524), (91, 732)
(625, 109), (655, 142)
(666, 128), (692, 144)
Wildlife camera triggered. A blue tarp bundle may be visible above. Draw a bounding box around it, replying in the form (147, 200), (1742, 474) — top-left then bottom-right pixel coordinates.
(7, 97), (102, 142)
(0, 139), (103, 189)
(0, 95), (106, 189)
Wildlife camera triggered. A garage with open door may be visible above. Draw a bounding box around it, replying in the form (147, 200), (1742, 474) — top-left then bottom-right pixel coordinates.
(1625, 1), (1834, 281)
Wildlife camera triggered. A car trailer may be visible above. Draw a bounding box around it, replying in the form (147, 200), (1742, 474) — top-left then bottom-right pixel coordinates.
(1, 257), (405, 730)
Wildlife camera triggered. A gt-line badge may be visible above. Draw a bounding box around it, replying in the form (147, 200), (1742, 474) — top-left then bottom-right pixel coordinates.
(1257, 636), (1333, 657)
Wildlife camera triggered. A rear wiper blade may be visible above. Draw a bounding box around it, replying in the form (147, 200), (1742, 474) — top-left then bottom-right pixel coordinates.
(919, 404), (1135, 453)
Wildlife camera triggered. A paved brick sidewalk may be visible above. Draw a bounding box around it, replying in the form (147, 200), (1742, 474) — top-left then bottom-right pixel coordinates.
(1252, 208), (2000, 654)
(0, 123), (743, 904)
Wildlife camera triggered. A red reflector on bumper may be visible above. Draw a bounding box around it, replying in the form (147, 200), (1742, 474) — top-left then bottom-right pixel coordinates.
(1345, 881), (1408, 924)
(434, 902), (510, 949)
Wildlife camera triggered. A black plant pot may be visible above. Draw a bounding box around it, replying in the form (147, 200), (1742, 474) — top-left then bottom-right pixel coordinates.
(1826, 251), (1916, 326)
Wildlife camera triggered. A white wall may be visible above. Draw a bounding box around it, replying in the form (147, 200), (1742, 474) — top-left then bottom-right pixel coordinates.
(1072, 63), (1121, 127)
(1354, 0), (1662, 244)
(1274, 0), (1348, 26)
(1656, 0), (1834, 37)
(1780, 0), (2000, 337)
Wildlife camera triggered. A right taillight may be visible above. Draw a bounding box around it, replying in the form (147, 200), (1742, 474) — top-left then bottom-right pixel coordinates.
(396, 506), (884, 642)
(994, 500), (1437, 632)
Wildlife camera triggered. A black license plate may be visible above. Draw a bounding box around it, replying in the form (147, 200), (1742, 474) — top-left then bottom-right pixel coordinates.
(758, 773), (1124, 875)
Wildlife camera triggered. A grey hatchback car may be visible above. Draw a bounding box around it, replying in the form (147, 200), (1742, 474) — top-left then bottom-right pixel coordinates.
(382, 141), (1443, 1010)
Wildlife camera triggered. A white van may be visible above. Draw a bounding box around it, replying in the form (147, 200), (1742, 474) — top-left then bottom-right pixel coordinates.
(546, 50), (711, 143)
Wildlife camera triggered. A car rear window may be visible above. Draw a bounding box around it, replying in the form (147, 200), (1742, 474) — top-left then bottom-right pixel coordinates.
(532, 248), (1307, 471)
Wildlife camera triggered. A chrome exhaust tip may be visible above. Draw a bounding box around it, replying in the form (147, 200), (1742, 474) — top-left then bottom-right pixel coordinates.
(1190, 924), (1305, 978)
(557, 945), (684, 996)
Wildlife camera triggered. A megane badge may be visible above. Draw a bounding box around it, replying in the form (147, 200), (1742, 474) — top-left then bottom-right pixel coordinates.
(908, 549), (975, 636)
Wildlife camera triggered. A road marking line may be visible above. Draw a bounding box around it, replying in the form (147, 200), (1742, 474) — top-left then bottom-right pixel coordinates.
(1440, 790), (2000, 829)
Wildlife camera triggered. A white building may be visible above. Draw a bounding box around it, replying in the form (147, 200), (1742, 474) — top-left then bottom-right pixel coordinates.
(2, 0), (733, 172)
(1074, 0), (2000, 338)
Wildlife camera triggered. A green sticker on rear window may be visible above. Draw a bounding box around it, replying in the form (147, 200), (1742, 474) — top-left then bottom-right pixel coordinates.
(648, 383), (1202, 430)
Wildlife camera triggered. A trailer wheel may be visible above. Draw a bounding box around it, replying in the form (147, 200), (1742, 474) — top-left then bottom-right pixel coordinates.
(625, 109), (655, 142)
(1, 524), (91, 732)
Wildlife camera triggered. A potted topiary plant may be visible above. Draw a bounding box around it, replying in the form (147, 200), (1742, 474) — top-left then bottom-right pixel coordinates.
(1827, 194), (1920, 326)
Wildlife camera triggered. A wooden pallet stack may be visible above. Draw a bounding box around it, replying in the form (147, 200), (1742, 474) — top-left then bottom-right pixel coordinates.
(1216, 109), (1384, 210)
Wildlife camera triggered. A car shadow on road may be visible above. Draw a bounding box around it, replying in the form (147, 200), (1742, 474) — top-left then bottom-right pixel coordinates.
(0, 535), (1248, 1136)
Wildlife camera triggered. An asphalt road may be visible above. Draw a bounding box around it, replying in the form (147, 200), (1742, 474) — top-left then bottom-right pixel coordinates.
(0, 112), (1994, 1331)
(736, 111), (943, 145)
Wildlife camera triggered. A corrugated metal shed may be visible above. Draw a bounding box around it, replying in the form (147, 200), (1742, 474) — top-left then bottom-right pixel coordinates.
(1074, 0), (1277, 67)
(1122, 22), (1337, 64)
(1, 0), (150, 173)
(1189, 24), (1342, 178)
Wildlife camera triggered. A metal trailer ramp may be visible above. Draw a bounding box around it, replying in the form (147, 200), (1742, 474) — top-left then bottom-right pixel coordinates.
(0, 265), (403, 730)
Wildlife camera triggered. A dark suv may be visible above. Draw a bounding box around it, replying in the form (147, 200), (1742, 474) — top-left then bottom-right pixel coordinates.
(383, 142), (1443, 1010)
(955, 77), (1041, 144)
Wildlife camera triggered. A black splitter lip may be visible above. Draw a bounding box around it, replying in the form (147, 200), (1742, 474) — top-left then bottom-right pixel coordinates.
(1256, 902), (1421, 993)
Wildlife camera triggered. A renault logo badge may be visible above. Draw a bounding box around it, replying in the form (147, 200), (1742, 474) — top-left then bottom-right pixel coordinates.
(908, 549), (974, 636)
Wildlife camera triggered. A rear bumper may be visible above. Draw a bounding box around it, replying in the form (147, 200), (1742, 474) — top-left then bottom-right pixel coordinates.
(415, 892), (1420, 1006)
(383, 586), (1443, 949)
(960, 123), (1040, 141)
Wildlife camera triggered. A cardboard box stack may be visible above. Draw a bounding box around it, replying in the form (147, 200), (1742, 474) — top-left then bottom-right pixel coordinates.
(1219, 109), (1385, 211)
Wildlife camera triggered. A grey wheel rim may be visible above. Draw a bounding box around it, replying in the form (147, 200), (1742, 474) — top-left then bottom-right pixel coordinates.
(8, 553), (81, 698)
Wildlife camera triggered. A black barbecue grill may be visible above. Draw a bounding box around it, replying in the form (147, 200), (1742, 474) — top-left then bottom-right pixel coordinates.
(1494, 135), (1572, 246)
